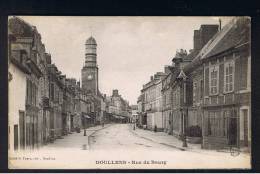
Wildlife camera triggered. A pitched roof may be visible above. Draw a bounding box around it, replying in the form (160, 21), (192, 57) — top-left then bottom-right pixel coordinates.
(184, 17), (250, 74)
(201, 17), (250, 59)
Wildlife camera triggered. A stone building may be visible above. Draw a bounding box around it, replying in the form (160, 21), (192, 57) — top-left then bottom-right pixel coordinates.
(8, 32), (30, 151)
(62, 78), (77, 135)
(81, 36), (104, 125)
(142, 72), (167, 131)
(185, 17), (251, 150)
(137, 93), (145, 128)
(47, 63), (64, 140)
(8, 17), (45, 150)
(169, 25), (219, 138)
(82, 36), (98, 95)
(170, 49), (193, 137)
(161, 66), (173, 134)
(106, 90), (130, 122)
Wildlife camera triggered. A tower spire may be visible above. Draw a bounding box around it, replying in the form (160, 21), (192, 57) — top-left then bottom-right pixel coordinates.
(90, 26), (93, 37)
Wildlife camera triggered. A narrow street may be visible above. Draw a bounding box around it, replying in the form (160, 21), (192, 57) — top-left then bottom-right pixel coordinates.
(12, 123), (250, 169)
(89, 124), (177, 151)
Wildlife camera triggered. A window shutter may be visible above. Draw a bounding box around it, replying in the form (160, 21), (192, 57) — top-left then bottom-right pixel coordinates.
(240, 57), (248, 90)
(205, 67), (209, 96)
(219, 64), (224, 94)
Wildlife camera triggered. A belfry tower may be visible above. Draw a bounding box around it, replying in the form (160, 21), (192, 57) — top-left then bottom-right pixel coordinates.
(81, 36), (98, 95)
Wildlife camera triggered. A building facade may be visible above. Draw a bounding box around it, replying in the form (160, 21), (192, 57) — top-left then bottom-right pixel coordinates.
(161, 66), (173, 134)
(82, 37), (98, 95)
(8, 33), (30, 151)
(197, 17), (251, 150)
(142, 72), (166, 131)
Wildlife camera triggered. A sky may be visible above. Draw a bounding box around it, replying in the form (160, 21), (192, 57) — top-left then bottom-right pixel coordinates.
(18, 16), (232, 105)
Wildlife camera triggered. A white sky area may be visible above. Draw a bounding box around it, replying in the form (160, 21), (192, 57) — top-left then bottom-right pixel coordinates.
(18, 16), (232, 105)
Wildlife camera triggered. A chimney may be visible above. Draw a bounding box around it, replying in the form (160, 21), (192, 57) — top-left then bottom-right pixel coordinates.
(164, 66), (171, 74)
(219, 18), (222, 30)
(193, 25), (219, 51)
(193, 30), (201, 51)
(200, 25), (219, 49)
(112, 89), (119, 96)
(45, 53), (52, 64)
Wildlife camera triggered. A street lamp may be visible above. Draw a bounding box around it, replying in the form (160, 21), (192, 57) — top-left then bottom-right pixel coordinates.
(84, 115), (87, 136)
(176, 69), (188, 147)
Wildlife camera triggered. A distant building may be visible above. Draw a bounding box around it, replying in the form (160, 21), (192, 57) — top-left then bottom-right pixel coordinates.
(106, 89), (130, 123)
(82, 36), (98, 95)
(130, 105), (138, 123)
(161, 66), (173, 134)
(142, 72), (167, 131)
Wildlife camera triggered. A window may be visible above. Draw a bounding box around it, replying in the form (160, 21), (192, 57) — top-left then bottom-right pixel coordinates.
(50, 83), (54, 100)
(193, 82), (197, 104)
(200, 80), (203, 99)
(207, 111), (221, 136)
(224, 60), (234, 93)
(209, 66), (219, 95)
(207, 111), (229, 137)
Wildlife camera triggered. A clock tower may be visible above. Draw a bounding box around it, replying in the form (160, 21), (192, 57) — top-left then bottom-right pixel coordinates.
(81, 36), (98, 95)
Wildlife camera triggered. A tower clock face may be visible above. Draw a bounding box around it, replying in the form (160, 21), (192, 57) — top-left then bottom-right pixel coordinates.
(87, 74), (93, 80)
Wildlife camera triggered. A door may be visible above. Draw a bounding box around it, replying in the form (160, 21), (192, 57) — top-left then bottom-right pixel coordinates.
(70, 116), (74, 131)
(19, 111), (25, 149)
(243, 109), (249, 146)
(228, 117), (237, 146)
(14, 125), (18, 150)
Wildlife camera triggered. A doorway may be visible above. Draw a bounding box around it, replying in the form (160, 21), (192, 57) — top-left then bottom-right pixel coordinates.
(242, 109), (249, 146)
(14, 125), (18, 150)
(19, 111), (25, 149)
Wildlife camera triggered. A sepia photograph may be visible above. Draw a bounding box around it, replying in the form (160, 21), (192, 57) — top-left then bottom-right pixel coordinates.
(8, 16), (251, 169)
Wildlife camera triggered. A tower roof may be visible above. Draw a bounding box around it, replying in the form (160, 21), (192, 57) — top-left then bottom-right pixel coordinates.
(85, 36), (97, 45)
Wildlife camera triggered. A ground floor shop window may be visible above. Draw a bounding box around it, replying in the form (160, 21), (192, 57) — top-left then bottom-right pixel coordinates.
(205, 109), (238, 146)
(207, 111), (227, 137)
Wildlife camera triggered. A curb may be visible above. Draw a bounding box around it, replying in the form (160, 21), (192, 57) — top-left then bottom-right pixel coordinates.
(89, 124), (113, 137)
(129, 125), (186, 151)
(87, 124), (114, 149)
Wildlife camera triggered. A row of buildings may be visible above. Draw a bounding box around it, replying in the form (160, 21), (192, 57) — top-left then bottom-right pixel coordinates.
(137, 17), (251, 150)
(105, 90), (131, 123)
(8, 16), (130, 151)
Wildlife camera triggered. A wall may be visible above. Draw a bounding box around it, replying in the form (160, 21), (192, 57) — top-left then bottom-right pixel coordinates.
(9, 63), (27, 151)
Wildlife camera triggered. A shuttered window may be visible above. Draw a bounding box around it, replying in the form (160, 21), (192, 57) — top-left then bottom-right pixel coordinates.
(204, 67), (209, 96)
(193, 82), (197, 105)
(209, 65), (219, 95)
(224, 60), (234, 93)
(240, 57), (248, 90)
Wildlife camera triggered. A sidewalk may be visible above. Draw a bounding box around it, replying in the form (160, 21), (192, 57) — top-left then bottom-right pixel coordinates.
(129, 125), (199, 151)
(130, 125), (251, 156)
(42, 124), (112, 150)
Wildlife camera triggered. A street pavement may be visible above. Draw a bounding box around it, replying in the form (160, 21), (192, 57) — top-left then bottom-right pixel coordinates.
(41, 124), (112, 150)
(11, 123), (251, 169)
(89, 123), (178, 151)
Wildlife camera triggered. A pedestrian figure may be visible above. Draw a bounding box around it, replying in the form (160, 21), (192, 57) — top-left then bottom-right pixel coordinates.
(102, 122), (104, 127)
(154, 125), (157, 132)
(133, 123), (136, 130)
